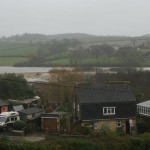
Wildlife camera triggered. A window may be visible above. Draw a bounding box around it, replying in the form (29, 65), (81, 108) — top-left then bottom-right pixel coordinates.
(10, 117), (15, 122)
(103, 107), (116, 115)
(93, 122), (98, 129)
(137, 105), (150, 116)
(117, 121), (122, 128)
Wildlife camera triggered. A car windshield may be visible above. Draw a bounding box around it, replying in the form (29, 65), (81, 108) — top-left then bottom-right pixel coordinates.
(0, 116), (7, 123)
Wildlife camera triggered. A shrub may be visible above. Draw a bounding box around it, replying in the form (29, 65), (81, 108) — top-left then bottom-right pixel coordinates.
(137, 117), (150, 134)
(77, 126), (93, 135)
(13, 121), (26, 130)
(26, 122), (41, 133)
(99, 123), (111, 136)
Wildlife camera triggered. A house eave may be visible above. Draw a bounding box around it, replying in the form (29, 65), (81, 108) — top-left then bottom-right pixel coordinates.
(81, 117), (136, 122)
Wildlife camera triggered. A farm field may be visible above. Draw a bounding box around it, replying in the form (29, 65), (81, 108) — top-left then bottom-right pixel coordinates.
(0, 43), (39, 66)
(0, 34), (150, 67)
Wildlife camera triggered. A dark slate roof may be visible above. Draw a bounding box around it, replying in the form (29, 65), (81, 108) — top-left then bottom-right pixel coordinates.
(77, 83), (136, 103)
(19, 107), (43, 115)
(0, 100), (8, 107)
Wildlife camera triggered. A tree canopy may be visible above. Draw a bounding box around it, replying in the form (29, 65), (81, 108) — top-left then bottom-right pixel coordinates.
(0, 73), (35, 100)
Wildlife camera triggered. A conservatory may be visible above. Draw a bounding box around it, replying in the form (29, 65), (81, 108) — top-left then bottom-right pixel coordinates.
(137, 100), (150, 116)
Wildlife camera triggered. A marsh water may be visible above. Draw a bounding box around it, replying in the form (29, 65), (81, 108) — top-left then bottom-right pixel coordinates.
(0, 66), (150, 74)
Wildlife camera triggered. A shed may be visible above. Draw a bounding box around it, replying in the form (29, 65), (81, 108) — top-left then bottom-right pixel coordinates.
(137, 100), (150, 116)
(18, 107), (44, 122)
(41, 112), (71, 133)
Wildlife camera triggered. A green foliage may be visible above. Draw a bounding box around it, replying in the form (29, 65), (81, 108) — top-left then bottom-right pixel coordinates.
(77, 126), (93, 135)
(0, 43), (39, 66)
(136, 92), (144, 102)
(1, 134), (150, 150)
(13, 121), (26, 130)
(1, 36), (150, 67)
(99, 123), (111, 136)
(26, 122), (41, 133)
(137, 117), (150, 134)
(0, 73), (35, 99)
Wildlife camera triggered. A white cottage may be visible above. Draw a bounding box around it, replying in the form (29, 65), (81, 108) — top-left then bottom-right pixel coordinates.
(137, 100), (150, 117)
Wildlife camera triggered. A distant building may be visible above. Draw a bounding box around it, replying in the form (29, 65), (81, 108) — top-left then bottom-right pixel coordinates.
(73, 83), (136, 134)
(137, 100), (150, 117)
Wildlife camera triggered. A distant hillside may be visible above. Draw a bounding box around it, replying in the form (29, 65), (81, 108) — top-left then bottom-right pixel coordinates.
(0, 33), (95, 43)
(1, 33), (150, 45)
(141, 34), (150, 38)
(0, 33), (150, 67)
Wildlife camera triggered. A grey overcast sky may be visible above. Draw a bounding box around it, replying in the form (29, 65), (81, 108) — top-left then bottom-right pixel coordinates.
(0, 0), (150, 37)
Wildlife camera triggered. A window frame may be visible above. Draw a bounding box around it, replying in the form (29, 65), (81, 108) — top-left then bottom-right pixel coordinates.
(103, 107), (116, 115)
(117, 120), (122, 128)
(10, 117), (15, 122)
(93, 122), (98, 130)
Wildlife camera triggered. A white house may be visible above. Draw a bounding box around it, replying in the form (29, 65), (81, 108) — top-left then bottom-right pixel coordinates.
(137, 100), (150, 117)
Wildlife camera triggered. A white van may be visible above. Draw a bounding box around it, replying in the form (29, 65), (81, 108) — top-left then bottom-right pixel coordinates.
(0, 111), (20, 129)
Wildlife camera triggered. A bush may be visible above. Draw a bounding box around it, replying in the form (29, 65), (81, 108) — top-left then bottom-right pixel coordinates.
(99, 123), (111, 136)
(137, 117), (150, 134)
(26, 122), (41, 133)
(77, 126), (93, 135)
(13, 121), (26, 130)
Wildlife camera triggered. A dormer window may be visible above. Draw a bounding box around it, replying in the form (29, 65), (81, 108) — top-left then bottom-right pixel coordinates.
(103, 107), (116, 115)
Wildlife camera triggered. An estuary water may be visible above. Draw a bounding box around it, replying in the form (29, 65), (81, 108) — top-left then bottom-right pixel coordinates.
(0, 66), (69, 74)
(0, 66), (150, 74)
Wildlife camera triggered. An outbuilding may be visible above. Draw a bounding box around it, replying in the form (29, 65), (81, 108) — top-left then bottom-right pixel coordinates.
(41, 112), (71, 133)
(137, 100), (150, 117)
(18, 107), (44, 122)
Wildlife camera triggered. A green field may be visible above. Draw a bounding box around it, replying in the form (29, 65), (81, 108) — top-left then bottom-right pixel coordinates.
(0, 43), (39, 66)
(0, 39), (150, 67)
